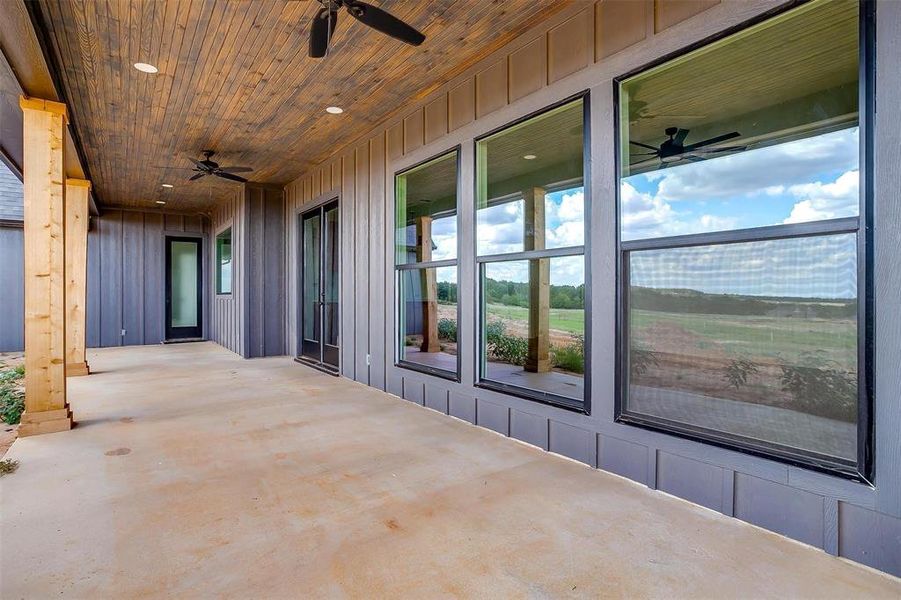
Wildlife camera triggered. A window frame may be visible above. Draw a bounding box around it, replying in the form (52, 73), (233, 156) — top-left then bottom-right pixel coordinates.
(612, 0), (875, 483)
(393, 146), (463, 382)
(473, 91), (592, 414)
(215, 226), (233, 296)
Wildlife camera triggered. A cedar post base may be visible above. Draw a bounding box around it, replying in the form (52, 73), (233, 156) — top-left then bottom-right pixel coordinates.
(66, 361), (91, 377)
(18, 408), (74, 436)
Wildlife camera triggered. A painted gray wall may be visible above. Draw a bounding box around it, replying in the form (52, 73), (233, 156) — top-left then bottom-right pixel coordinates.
(209, 184), (285, 358)
(243, 185), (285, 358)
(210, 188), (246, 356)
(2, 209), (214, 352)
(280, 0), (901, 577)
(86, 210), (210, 348)
(0, 224), (24, 351)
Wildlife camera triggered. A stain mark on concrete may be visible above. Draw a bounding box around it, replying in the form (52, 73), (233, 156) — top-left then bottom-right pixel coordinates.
(120, 417), (134, 423)
(105, 447), (131, 456)
(385, 518), (402, 531)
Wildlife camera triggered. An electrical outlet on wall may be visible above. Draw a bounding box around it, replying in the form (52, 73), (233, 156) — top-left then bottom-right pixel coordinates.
(366, 354), (371, 366)
(121, 329), (126, 337)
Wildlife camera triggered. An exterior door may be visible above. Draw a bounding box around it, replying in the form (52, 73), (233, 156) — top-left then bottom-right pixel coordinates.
(165, 236), (203, 340)
(299, 200), (339, 372)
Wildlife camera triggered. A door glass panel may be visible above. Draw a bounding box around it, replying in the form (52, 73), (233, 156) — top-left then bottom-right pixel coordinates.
(303, 214), (321, 343)
(323, 205), (339, 348)
(171, 241), (198, 328)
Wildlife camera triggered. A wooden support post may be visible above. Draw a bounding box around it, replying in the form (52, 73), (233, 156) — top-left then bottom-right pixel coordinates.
(416, 216), (439, 353)
(524, 187), (550, 373)
(66, 179), (91, 377)
(18, 96), (72, 436)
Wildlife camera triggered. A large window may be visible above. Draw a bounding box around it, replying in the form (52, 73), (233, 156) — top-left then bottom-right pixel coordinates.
(617, 0), (870, 478)
(476, 97), (588, 410)
(216, 227), (232, 295)
(395, 150), (459, 378)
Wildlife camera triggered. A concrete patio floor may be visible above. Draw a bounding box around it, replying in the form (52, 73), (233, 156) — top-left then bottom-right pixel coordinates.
(1, 342), (898, 598)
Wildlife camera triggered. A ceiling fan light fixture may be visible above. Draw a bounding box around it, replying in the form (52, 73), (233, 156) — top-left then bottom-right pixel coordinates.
(326, 106), (344, 114)
(133, 62), (158, 73)
(156, 200), (166, 205)
(161, 183), (173, 188)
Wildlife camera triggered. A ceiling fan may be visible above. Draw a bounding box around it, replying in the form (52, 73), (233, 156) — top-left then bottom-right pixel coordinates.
(631, 127), (746, 167)
(308, 0), (425, 58)
(187, 150), (254, 183)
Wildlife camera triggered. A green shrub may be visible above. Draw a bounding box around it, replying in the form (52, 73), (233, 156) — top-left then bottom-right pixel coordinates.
(484, 320), (527, 365)
(0, 364), (24, 384)
(485, 320), (507, 343)
(0, 384), (24, 425)
(0, 364), (24, 425)
(438, 318), (457, 341)
(490, 334), (529, 366)
(724, 357), (759, 390)
(552, 334), (585, 374)
(629, 343), (658, 377)
(779, 352), (856, 422)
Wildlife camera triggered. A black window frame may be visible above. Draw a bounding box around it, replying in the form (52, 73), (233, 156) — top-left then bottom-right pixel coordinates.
(215, 226), (232, 296)
(393, 146), (463, 382)
(473, 91), (592, 415)
(613, 0), (875, 483)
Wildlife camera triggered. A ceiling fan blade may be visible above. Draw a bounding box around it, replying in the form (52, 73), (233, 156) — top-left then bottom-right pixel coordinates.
(214, 171), (248, 183)
(189, 172), (206, 181)
(309, 6), (338, 58)
(684, 131), (741, 152)
(673, 128), (690, 145)
(692, 145), (747, 154)
(345, 1), (425, 46)
(629, 140), (659, 151)
(219, 166), (254, 173)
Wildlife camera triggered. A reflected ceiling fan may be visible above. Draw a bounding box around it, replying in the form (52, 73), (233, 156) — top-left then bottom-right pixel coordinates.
(631, 127), (746, 166)
(308, 0), (425, 58)
(187, 150), (253, 183)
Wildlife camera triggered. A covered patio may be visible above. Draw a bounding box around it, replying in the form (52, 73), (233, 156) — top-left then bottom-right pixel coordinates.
(2, 343), (898, 597)
(3, 0), (901, 590)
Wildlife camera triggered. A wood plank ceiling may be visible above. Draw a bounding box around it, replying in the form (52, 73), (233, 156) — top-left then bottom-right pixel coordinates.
(35, 0), (571, 213)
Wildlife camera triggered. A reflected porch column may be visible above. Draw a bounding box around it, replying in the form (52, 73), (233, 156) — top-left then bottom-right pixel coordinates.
(416, 215), (439, 352)
(524, 187), (550, 373)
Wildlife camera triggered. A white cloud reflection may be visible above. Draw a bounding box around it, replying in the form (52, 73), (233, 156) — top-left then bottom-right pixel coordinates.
(622, 128), (860, 241)
(477, 188), (586, 285)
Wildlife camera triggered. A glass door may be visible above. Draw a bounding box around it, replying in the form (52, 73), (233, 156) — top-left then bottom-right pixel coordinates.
(299, 200), (339, 372)
(165, 236), (203, 340)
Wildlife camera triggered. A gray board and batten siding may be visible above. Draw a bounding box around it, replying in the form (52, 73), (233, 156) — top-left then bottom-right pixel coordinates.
(3, 207), (212, 352)
(210, 184), (286, 359)
(210, 187), (246, 356)
(0, 224), (24, 352)
(282, 0), (901, 577)
(86, 210), (210, 348)
(0, 161), (24, 351)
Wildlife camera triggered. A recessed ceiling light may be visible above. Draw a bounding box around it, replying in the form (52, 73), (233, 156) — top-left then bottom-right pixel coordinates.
(161, 183), (173, 188)
(325, 106), (344, 114)
(133, 62), (158, 73)
(156, 200), (166, 205)
(523, 154), (537, 160)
